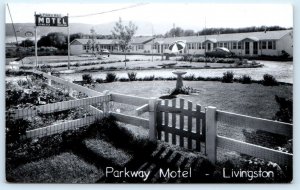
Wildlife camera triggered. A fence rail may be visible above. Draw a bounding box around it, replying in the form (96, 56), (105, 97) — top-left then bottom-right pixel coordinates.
(111, 112), (149, 129)
(23, 114), (103, 139)
(7, 95), (111, 120)
(217, 110), (293, 137)
(217, 135), (292, 166)
(206, 109), (293, 166)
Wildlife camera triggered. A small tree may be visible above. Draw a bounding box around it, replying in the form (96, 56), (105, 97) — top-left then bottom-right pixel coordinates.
(111, 17), (138, 67)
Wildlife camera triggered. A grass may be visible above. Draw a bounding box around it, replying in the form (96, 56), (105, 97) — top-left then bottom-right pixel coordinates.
(94, 80), (292, 120)
(7, 152), (102, 183)
(83, 139), (132, 167)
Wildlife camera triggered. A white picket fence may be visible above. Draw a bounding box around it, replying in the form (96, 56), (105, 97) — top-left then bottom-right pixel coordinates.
(7, 70), (293, 166)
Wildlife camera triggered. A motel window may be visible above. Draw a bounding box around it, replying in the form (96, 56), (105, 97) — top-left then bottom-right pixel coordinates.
(267, 41), (273, 49)
(233, 42), (237, 49)
(219, 42), (223, 47)
(187, 43), (191, 49)
(224, 43), (228, 48)
(273, 41), (276, 49)
(262, 41), (267, 49)
(152, 45), (156, 49)
(213, 43), (217, 49)
(238, 42), (242, 49)
(198, 43), (201, 49)
(202, 43), (206, 49)
(138, 45), (144, 50)
(191, 43), (195, 49)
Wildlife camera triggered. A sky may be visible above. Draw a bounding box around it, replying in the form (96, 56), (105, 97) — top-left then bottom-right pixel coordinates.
(6, 2), (293, 34)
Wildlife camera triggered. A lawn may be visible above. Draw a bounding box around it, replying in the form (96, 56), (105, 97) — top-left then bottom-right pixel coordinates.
(6, 152), (102, 183)
(94, 80), (292, 120)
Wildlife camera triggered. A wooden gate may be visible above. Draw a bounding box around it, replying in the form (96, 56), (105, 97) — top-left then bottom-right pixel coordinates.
(156, 98), (206, 153)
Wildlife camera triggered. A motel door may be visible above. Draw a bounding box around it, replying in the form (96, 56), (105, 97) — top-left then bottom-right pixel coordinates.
(245, 42), (250, 55)
(253, 42), (258, 55)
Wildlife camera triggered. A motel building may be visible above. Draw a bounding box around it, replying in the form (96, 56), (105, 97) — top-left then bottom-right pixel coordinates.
(70, 29), (293, 57)
(70, 39), (120, 55)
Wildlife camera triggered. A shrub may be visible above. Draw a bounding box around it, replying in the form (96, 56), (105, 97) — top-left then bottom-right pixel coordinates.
(82, 74), (93, 84)
(142, 75), (155, 81)
(239, 74), (252, 84)
(262, 74), (278, 86)
(183, 74), (196, 81)
(127, 72), (137, 81)
(6, 118), (30, 143)
(273, 95), (293, 123)
(119, 78), (129, 82)
(170, 86), (197, 96)
(95, 78), (104, 83)
(105, 72), (117, 82)
(222, 71), (234, 83)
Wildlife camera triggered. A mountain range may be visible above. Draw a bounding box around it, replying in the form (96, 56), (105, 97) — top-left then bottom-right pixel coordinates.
(6, 21), (174, 40)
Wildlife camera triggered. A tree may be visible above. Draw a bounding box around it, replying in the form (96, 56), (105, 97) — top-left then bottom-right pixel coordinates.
(184, 29), (195, 36)
(70, 33), (84, 43)
(165, 27), (184, 37)
(20, 39), (34, 47)
(90, 28), (97, 53)
(111, 17), (138, 67)
(37, 32), (67, 50)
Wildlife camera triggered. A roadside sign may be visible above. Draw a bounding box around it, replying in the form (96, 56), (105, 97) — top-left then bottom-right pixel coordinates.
(35, 13), (68, 27)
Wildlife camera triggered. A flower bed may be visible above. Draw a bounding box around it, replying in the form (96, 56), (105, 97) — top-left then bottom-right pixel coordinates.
(6, 74), (94, 137)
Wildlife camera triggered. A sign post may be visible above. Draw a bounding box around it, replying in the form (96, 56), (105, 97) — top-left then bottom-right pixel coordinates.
(34, 13), (69, 69)
(67, 13), (70, 70)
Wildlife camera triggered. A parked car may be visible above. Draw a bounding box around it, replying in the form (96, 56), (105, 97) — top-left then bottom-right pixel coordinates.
(99, 49), (110, 56)
(206, 47), (235, 58)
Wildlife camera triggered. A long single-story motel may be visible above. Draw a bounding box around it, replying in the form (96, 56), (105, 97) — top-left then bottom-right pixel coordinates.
(70, 29), (293, 57)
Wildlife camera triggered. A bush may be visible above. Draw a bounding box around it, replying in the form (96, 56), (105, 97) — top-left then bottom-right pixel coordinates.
(82, 74), (93, 84)
(142, 75), (155, 81)
(170, 86), (197, 96)
(222, 71), (234, 83)
(119, 78), (129, 82)
(273, 95), (293, 123)
(6, 118), (30, 143)
(239, 74), (252, 84)
(127, 72), (137, 81)
(95, 78), (104, 83)
(262, 74), (278, 86)
(183, 74), (196, 81)
(105, 72), (117, 82)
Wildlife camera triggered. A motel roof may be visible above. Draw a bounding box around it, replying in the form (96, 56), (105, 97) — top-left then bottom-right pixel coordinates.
(130, 36), (154, 44)
(70, 39), (119, 45)
(70, 30), (292, 46)
(146, 29), (292, 45)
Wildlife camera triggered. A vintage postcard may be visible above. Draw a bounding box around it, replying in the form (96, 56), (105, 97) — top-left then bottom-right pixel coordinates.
(5, 2), (293, 183)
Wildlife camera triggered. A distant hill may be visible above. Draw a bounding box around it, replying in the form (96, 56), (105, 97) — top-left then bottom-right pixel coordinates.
(5, 21), (170, 40)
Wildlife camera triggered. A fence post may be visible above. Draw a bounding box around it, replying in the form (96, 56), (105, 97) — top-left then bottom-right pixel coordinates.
(206, 106), (217, 164)
(67, 78), (73, 97)
(149, 97), (159, 142)
(103, 90), (110, 116)
(47, 72), (52, 86)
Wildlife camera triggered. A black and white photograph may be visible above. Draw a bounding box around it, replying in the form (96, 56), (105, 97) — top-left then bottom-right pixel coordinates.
(5, 1), (293, 183)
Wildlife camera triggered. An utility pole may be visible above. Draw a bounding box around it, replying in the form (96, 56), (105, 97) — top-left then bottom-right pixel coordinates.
(204, 17), (207, 67)
(34, 12), (38, 68)
(67, 13), (70, 70)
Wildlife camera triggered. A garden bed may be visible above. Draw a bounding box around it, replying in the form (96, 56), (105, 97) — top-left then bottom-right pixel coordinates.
(6, 74), (95, 132)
